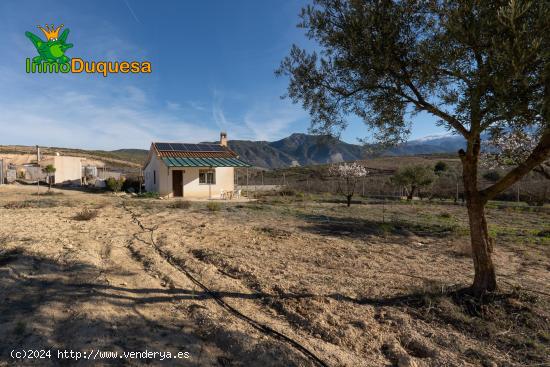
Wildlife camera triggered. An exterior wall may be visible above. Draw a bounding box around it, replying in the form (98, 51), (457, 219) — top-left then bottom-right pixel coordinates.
(144, 153), (170, 195)
(41, 156), (83, 185)
(180, 167), (234, 198)
(144, 151), (235, 198)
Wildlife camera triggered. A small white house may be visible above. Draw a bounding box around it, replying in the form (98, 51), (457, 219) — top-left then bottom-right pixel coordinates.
(143, 132), (249, 198)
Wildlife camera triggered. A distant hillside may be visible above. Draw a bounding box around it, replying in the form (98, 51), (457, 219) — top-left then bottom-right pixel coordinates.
(0, 145), (147, 168)
(226, 133), (464, 168)
(1, 133), (466, 170)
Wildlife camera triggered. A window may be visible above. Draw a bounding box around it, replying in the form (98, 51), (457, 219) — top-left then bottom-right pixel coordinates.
(153, 170), (156, 185)
(199, 169), (215, 184)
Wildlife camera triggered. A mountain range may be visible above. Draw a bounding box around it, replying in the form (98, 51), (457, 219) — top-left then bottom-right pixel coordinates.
(224, 133), (465, 168)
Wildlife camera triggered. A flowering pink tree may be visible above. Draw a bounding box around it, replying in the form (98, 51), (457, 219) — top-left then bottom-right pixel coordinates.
(484, 130), (550, 205)
(485, 130), (550, 179)
(328, 162), (368, 207)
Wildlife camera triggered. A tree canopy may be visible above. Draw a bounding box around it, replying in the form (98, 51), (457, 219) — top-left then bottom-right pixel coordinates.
(277, 0), (550, 294)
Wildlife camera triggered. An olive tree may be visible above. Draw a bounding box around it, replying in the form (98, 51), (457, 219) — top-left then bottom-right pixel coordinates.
(391, 165), (435, 200)
(277, 0), (549, 294)
(42, 164), (56, 191)
(328, 162), (368, 206)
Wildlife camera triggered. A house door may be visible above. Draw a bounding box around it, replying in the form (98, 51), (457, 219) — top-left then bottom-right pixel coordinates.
(172, 170), (183, 197)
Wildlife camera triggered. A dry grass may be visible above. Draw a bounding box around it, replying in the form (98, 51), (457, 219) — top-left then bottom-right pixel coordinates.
(169, 200), (191, 209)
(0, 185), (548, 366)
(206, 201), (221, 211)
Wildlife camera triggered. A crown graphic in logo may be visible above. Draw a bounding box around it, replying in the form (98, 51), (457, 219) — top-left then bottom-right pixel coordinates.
(37, 24), (64, 41)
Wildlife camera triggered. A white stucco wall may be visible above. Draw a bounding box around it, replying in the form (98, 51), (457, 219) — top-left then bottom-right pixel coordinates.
(179, 167), (235, 198)
(144, 153), (235, 198)
(144, 154), (169, 194)
(41, 156), (82, 185)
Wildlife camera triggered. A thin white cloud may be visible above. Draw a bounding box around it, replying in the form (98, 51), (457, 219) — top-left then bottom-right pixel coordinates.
(211, 88), (306, 141)
(0, 84), (219, 150)
(243, 103), (305, 141)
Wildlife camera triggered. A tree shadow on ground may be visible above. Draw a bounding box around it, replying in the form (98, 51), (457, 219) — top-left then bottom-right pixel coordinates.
(0, 249), (312, 366)
(296, 213), (456, 239)
(2, 246), (547, 366)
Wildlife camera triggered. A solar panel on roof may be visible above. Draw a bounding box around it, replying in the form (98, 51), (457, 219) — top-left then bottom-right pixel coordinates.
(171, 143), (186, 151)
(156, 143), (173, 151)
(157, 142), (228, 152)
(199, 144), (223, 152)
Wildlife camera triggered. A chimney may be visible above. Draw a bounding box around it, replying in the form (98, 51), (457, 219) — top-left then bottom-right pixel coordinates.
(220, 131), (228, 147)
(36, 145), (41, 162)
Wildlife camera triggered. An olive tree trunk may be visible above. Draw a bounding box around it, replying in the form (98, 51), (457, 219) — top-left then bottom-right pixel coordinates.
(462, 146), (497, 295)
(465, 195), (497, 294)
(406, 185), (417, 200)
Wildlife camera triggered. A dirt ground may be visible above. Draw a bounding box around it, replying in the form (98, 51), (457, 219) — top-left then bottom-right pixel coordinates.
(0, 185), (549, 367)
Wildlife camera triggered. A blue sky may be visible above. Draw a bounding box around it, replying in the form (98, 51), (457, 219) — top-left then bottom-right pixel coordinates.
(0, 0), (445, 150)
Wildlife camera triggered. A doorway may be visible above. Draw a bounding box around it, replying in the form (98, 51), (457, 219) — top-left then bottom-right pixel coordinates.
(172, 170), (183, 197)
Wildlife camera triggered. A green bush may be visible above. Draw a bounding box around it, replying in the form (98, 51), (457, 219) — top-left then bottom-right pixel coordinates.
(206, 202), (221, 211)
(106, 177), (125, 192)
(434, 161), (448, 173)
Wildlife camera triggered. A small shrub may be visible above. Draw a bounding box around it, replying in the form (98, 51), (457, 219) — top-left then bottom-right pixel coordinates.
(72, 209), (98, 221)
(122, 177), (141, 193)
(434, 161), (448, 173)
(206, 202), (221, 211)
(170, 200), (191, 209)
(280, 188), (295, 196)
(106, 177), (125, 192)
(536, 229), (550, 238)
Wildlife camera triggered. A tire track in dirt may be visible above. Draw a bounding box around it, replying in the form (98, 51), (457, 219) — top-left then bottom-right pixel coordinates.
(121, 201), (331, 367)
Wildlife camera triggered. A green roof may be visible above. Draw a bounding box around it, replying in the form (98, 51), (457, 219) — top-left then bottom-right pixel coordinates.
(162, 157), (250, 167)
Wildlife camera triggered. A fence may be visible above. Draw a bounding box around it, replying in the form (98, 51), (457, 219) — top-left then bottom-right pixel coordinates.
(235, 167), (548, 205)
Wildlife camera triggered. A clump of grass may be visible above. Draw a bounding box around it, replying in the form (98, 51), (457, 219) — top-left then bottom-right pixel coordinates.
(136, 191), (160, 199)
(439, 212), (452, 219)
(32, 191), (63, 196)
(3, 201), (33, 209)
(170, 200), (191, 209)
(536, 229), (550, 238)
(256, 226), (292, 238)
(72, 209), (99, 221)
(3, 199), (58, 209)
(206, 202), (221, 212)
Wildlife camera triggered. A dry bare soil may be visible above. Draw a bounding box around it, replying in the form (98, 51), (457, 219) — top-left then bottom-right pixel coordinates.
(0, 185), (549, 367)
